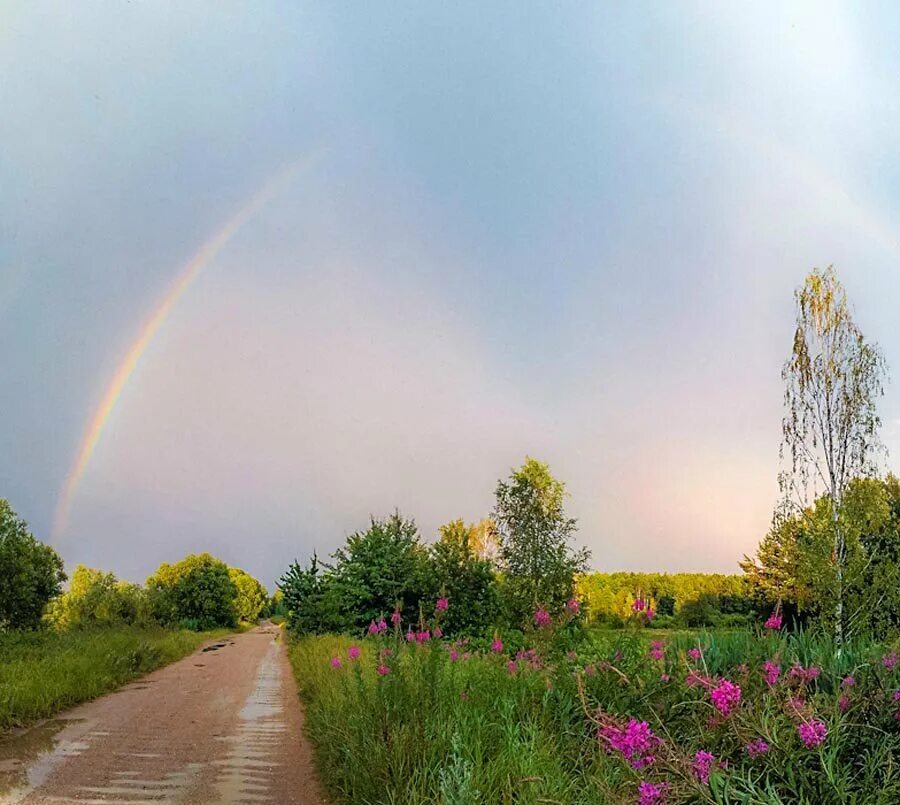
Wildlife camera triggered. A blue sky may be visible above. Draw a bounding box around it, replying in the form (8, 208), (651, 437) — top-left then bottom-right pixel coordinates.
(2, 3), (900, 587)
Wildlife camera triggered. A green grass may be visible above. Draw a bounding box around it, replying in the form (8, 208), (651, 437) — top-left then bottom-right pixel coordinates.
(289, 628), (900, 804)
(0, 626), (224, 730)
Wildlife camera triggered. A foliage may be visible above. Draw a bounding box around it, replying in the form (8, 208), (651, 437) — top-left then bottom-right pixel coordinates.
(0, 626), (216, 730)
(45, 564), (147, 630)
(146, 552), (238, 630)
(430, 519), (498, 635)
(778, 267), (887, 643)
(494, 458), (589, 626)
(577, 572), (750, 627)
(743, 476), (900, 638)
(228, 566), (268, 623)
(0, 499), (66, 630)
(290, 618), (900, 804)
(280, 553), (334, 635)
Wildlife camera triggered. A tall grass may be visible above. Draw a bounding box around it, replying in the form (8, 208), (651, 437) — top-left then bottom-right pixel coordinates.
(290, 628), (900, 804)
(0, 626), (218, 729)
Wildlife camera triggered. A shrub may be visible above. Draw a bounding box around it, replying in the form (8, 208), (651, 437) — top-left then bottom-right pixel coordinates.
(146, 553), (237, 630)
(228, 567), (268, 623)
(45, 565), (148, 629)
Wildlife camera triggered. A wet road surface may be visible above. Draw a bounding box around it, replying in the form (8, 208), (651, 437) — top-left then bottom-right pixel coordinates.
(0, 626), (324, 804)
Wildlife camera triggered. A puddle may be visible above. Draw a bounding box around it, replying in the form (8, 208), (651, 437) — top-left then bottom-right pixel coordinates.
(202, 642), (229, 653)
(0, 717), (90, 802)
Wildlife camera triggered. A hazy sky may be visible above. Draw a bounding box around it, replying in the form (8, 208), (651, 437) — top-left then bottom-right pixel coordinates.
(3, 3), (900, 588)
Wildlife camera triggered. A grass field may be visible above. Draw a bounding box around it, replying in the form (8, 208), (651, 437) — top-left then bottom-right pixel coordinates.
(0, 626), (223, 730)
(289, 627), (900, 804)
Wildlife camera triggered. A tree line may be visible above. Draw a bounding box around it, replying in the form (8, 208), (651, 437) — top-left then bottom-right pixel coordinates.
(0, 498), (267, 632)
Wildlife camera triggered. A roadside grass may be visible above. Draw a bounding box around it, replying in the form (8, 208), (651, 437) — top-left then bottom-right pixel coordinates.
(289, 628), (900, 804)
(0, 626), (226, 730)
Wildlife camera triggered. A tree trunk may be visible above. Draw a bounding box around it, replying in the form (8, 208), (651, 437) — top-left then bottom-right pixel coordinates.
(833, 500), (844, 647)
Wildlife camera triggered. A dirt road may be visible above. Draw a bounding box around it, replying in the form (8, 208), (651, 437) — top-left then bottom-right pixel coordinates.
(0, 626), (324, 804)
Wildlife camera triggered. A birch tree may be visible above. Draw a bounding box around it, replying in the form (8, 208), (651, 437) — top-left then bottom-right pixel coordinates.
(779, 267), (886, 644)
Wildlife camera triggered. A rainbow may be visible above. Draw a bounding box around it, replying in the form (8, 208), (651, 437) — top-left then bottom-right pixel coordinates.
(52, 153), (321, 541)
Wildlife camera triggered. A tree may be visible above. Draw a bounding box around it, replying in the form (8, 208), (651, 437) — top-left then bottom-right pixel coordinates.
(779, 267), (887, 643)
(328, 512), (431, 632)
(431, 519), (498, 635)
(45, 564), (145, 630)
(146, 553), (237, 630)
(493, 458), (589, 626)
(0, 499), (66, 630)
(228, 567), (268, 623)
(280, 553), (334, 635)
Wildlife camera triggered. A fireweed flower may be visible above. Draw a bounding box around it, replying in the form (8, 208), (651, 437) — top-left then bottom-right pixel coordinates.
(646, 607), (655, 621)
(348, 645), (361, 661)
(599, 719), (661, 770)
(405, 629), (415, 642)
(632, 598), (645, 613)
(763, 660), (781, 686)
(838, 695), (850, 713)
(566, 597), (580, 614)
(534, 609), (552, 628)
(692, 750), (716, 785)
(376, 663), (390, 676)
(506, 660), (517, 675)
(433, 626), (443, 639)
(330, 656), (341, 669)
(745, 738), (770, 758)
(892, 690), (900, 701)
(710, 679), (741, 717)
(490, 637), (504, 653)
(390, 610), (402, 626)
(376, 618), (388, 633)
(789, 664), (821, 683)
(797, 719), (827, 748)
(764, 611), (783, 630)
(842, 675), (855, 688)
(449, 649), (460, 662)
(637, 780), (666, 805)
(367, 621), (379, 635)
(883, 652), (899, 670)
(415, 629), (431, 643)
(660, 673), (670, 683)
(436, 597), (449, 612)
(649, 640), (665, 661)
(688, 647), (702, 661)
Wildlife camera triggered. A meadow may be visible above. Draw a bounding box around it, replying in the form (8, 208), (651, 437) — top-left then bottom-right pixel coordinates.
(0, 626), (221, 729)
(289, 611), (900, 804)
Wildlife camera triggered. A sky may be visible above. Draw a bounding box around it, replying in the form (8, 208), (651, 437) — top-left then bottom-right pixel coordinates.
(3, 2), (900, 589)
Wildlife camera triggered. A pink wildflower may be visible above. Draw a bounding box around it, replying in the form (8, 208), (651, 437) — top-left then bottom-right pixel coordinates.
(692, 750), (715, 785)
(788, 664), (821, 683)
(838, 695), (850, 713)
(764, 611), (783, 630)
(506, 660), (517, 675)
(646, 607), (655, 621)
(710, 679), (741, 717)
(449, 649), (460, 662)
(330, 656), (341, 669)
(415, 629), (430, 643)
(566, 597), (580, 614)
(745, 738), (770, 758)
(433, 626), (443, 639)
(584, 664), (596, 676)
(377, 618), (388, 633)
(391, 610), (402, 626)
(660, 673), (670, 682)
(649, 640), (665, 662)
(842, 675), (855, 687)
(436, 597), (449, 612)
(491, 637), (504, 653)
(367, 621), (379, 635)
(688, 647), (702, 661)
(632, 598), (645, 613)
(534, 609), (552, 628)
(797, 719), (827, 748)
(376, 663), (390, 676)
(884, 652), (899, 670)
(637, 780), (666, 805)
(405, 628), (415, 642)
(893, 689), (900, 701)
(348, 645), (361, 661)
(599, 719), (661, 770)
(763, 660), (781, 686)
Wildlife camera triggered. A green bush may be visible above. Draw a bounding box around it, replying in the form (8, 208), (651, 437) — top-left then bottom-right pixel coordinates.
(146, 553), (238, 630)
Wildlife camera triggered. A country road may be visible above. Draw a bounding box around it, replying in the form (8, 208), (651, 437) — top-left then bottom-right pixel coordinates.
(0, 626), (324, 804)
